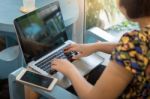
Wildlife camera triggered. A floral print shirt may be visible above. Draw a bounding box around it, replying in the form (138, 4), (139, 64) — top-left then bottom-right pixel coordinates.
(111, 26), (150, 99)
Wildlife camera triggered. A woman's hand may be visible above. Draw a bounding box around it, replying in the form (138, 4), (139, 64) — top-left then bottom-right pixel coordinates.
(51, 59), (78, 77)
(65, 43), (99, 59)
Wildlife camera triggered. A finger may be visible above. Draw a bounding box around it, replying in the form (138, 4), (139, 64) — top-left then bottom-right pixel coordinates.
(64, 44), (74, 50)
(64, 44), (72, 49)
(52, 58), (59, 62)
(51, 60), (59, 67)
(51, 65), (58, 70)
(64, 48), (77, 53)
(51, 62), (61, 72)
(51, 59), (55, 64)
(64, 43), (77, 50)
(51, 58), (58, 65)
(72, 53), (82, 59)
(51, 62), (56, 65)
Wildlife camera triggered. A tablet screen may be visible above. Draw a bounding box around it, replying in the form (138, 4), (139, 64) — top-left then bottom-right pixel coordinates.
(21, 71), (53, 88)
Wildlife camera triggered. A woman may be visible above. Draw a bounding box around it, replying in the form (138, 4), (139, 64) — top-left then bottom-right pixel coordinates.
(51, 0), (150, 98)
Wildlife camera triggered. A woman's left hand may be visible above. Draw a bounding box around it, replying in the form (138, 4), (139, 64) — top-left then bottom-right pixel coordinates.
(51, 59), (77, 77)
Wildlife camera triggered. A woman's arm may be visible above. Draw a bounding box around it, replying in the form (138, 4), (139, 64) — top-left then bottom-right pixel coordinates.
(95, 42), (118, 54)
(52, 59), (133, 99)
(67, 67), (93, 98)
(85, 61), (133, 99)
(65, 42), (118, 59)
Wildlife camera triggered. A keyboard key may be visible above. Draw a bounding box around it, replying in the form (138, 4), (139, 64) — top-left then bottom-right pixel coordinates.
(35, 49), (67, 74)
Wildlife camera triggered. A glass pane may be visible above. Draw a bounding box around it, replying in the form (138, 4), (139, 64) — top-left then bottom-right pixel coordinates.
(85, 0), (125, 30)
(84, 0), (139, 43)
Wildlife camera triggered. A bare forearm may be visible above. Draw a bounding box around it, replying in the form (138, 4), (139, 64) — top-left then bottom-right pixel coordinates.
(68, 68), (93, 99)
(92, 42), (118, 54)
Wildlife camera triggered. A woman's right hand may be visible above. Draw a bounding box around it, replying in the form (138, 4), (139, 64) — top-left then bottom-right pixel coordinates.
(64, 43), (98, 59)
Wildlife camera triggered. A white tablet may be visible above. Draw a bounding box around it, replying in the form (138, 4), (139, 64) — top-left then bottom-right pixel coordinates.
(16, 68), (58, 91)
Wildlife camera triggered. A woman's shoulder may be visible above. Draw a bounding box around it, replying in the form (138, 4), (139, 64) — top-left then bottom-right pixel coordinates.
(111, 27), (150, 74)
(112, 27), (150, 98)
(122, 26), (150, 43)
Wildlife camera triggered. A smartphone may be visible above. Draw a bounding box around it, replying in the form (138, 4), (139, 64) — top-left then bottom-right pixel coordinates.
(16, 68), (58, 91)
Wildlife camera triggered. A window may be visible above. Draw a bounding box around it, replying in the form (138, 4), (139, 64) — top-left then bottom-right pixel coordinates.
(85, 0), (124, 30)
(84, 0), (139, 43)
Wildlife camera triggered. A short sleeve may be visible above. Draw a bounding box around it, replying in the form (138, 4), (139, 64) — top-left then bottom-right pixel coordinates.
(111, 30), (149, 75)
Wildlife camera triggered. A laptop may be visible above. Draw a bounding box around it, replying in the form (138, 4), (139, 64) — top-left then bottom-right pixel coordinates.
(14, 1), (76, 76)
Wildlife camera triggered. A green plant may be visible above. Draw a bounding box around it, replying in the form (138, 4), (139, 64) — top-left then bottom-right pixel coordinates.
(85, 0), (121, 29)
(85, 0), (102, 29)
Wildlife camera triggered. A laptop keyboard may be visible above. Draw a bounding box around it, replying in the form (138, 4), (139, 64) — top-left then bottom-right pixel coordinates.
(35, 49), (67, 75)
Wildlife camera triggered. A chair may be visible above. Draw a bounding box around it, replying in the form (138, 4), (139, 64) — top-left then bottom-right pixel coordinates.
(8, 67), (79, 99)
(0, 46), (24, 79)
(0, 30), (25, 79)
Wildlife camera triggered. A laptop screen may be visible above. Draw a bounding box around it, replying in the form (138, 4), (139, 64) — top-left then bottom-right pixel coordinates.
(14, 2), (68, 63)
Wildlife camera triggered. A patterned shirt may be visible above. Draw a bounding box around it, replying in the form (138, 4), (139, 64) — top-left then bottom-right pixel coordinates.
(111, 26), (150, 99)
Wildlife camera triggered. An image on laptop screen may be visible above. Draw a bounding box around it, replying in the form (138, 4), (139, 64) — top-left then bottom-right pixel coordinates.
(14, 2), (68, 63)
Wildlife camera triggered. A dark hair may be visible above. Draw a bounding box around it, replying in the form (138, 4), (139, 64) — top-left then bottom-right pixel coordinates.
(119, 0), (150, 19)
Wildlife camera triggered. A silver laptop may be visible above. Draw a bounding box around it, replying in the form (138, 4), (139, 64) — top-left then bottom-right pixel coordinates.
(14, 1), (76, 76)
